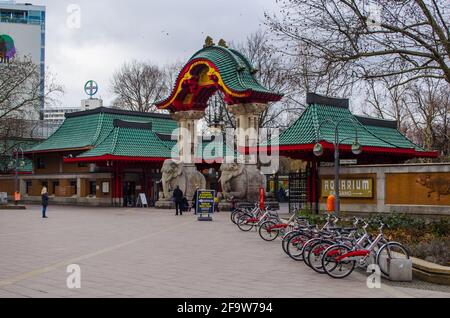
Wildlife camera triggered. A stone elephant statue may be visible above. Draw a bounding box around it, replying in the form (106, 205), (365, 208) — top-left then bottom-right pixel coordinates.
(219, 163), (266, 202)
(160, 159), (206, 200)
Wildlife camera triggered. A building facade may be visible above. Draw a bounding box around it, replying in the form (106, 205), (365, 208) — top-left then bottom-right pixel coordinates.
(0, 0), (46, 119)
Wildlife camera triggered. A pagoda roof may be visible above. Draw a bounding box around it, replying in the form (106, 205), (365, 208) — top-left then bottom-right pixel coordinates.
(156, 45), (283, 112)
(72, 120), (173, 162)
(264, 93), (438, 161)
(26, 107), (177, 154)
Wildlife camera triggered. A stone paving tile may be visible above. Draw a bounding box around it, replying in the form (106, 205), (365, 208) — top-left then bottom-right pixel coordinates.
(0, 205), (449, 298)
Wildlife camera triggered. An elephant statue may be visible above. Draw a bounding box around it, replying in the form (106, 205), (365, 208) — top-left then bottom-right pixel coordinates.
(219, 163), (266, 202)
(160, 159), (206, 201)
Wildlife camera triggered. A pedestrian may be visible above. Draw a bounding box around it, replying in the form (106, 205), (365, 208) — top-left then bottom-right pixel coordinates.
(173, 186), (183, 216)
(41, 186), (49, 219)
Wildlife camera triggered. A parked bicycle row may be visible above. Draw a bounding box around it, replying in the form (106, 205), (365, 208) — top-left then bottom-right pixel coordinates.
(231, 203), (410, 279)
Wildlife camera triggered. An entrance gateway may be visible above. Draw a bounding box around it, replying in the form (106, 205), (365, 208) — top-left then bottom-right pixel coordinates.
(155, 38), (283, 208)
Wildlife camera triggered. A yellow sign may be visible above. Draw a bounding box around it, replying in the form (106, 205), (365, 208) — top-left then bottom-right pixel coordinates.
(322, 178), (373, 198)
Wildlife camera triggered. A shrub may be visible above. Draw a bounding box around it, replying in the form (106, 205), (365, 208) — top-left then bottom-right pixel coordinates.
(408, 239), (450, 266)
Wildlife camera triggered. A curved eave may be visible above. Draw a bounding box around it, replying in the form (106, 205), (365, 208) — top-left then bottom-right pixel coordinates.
(24, 146), (93, 156)
(246, 142), (439, 158)
(156, 58), (282, 111)
(64, 155), (169, 163)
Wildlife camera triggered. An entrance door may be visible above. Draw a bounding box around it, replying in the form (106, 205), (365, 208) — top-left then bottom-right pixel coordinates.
(123, 182), (136, 207)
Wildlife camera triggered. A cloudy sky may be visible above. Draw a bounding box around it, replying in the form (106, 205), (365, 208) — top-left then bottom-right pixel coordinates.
(31, 0), (280, 108)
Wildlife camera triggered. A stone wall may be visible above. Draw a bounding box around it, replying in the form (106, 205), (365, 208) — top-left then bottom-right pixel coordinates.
(318, 163), (450, 217)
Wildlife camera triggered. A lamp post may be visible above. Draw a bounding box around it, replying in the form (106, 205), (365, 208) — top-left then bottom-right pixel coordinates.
(313, 119), (362, 214)
(9, 147), (25, 206)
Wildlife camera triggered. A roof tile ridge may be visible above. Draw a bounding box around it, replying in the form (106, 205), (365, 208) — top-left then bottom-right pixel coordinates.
(90, 113), (105, 145)
(151, 129), (176, 153)
(110, 126), (120, 155)
(348, 110), (400, 149)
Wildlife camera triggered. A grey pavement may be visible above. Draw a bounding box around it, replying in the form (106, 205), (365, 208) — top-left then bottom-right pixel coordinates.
(0, 205), (449, 298)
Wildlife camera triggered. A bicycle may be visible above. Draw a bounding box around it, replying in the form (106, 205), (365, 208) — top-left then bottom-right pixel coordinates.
(321, 221), (410, 279)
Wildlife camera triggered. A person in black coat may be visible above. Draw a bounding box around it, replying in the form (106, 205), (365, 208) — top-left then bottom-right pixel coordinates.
(172, 186), (184, 216)
(41, 187), (49, 218)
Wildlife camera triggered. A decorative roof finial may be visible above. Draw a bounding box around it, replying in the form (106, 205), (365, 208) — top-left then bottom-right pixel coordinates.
(204, 36), (215, 48)
(218, 39), (228, 48)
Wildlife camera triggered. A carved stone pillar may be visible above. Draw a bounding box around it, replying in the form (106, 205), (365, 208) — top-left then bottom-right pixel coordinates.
(218, 103), (268, 208)
(171, 110), (205, 165)
(227, 103), (267, 164)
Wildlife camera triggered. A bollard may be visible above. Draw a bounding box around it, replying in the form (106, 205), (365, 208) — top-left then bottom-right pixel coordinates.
(388, 258), (413, 282)
(326, 195), (335, 213)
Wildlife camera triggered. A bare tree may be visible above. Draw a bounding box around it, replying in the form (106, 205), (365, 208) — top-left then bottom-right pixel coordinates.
(266, 0), (450, 88)
(110, 60), (169, 112)
(0, 56), (61, 121)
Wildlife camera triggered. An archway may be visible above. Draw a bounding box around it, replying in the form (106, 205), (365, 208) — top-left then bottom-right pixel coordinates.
(155, 38), (283, 207)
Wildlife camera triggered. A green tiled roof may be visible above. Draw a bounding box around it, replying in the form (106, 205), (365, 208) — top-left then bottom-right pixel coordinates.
(356, 116), (424, 151)
(276, 94), (421, 151)
(189, 46), (274, 95)
(29, 108), (177, 153)
(157, 45), (283, 109)
(77, 121), (172, 159)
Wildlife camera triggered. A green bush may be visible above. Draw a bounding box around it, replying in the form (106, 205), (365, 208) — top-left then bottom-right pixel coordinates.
(409, 238), (450, 266)
(366, 213), (448, 237)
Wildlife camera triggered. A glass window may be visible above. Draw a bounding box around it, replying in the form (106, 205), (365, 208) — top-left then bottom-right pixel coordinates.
(26, 181), (32, 194)
(89, 181), (96, 196)
(37, 158), (45, 169)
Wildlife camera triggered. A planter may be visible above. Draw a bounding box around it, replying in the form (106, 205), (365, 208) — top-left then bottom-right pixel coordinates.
(412, 257), (450, 285)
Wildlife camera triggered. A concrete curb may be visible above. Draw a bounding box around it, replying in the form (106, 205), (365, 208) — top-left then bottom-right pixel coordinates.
(412, 257), (450, 285)
(0, 205), (26, 210)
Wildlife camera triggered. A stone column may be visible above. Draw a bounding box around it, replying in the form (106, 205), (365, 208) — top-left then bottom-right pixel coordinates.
(172, 110), (205, 165)
(227, 103), (267, 164)
(219, 103), (268, 205)
(156, 110), (207, 209)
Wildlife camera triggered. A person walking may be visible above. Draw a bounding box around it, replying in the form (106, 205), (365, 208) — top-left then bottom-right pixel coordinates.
(41, 187), (49, 219)
(173, 186), (183, 216)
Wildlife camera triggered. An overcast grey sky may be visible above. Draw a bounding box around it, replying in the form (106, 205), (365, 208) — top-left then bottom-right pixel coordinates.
(32, 0), (279, 108)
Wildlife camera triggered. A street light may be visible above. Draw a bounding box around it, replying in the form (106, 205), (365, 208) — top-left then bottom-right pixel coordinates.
(313, 118), (362, 214)
(11, 147), (25, 206)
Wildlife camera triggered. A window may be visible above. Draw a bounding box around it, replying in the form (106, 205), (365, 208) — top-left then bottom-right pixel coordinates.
(37, 158), (45, 169)
(89, 181), (96, 196)
(52, 181), (59, 195)
(26, 181), (32, 195)
(70, 180), (77, 195)
(78, 162), (88, 168)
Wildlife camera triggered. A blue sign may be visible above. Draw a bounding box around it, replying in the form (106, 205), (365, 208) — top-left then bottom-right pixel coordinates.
(196, 190), (215, 221)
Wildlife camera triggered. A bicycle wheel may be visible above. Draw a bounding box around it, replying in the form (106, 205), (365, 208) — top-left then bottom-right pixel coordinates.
(308, 240), (335, 274)
(231, 209), (246, 225)
(282, 231), (297, 254)
(322, 244), (356, 279)
(376, 242), (410, 277)
(302, 238), (321, 267)
(236, 213), (255, 232)
(259, 220), (279, 241)
(286, 233), (310, 261)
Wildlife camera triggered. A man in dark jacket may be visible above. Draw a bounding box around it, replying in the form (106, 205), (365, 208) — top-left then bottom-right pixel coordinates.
(173, 186), (184, 216)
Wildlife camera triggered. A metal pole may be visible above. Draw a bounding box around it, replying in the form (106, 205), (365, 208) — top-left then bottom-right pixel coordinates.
(14, 150), (19, 205)
(334, 128), (340, 215)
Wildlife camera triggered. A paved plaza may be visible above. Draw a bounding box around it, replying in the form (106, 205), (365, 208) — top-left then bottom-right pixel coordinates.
(0, 205), (449, 298)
